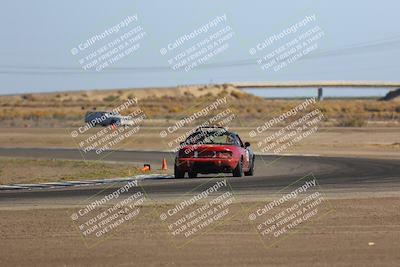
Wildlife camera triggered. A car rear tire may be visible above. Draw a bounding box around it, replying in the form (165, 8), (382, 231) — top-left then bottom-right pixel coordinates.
(174, 164), (185, 178)
(188, 171), (197, 178)
(244, 156), (255, 176)
(232, 159), (244, 177)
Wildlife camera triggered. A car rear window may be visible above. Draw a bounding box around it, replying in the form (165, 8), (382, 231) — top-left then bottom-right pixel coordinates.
(185, 130), (235, 145)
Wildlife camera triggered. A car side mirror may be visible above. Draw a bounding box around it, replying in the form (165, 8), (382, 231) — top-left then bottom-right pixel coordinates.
(244, 142), (250, 148)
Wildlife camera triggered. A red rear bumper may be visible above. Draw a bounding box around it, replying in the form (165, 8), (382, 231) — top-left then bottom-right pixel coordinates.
(176, 157), (239, 173)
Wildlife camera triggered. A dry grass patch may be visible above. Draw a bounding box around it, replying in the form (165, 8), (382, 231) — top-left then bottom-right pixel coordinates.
(0, 157), (142, 185)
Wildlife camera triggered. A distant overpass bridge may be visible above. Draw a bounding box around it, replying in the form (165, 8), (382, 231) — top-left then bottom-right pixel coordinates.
(233, 81), (400, 88)
(231, 81), (400, 100)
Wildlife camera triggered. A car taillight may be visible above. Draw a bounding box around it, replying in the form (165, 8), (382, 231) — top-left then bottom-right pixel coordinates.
(218, 151), (232, 158)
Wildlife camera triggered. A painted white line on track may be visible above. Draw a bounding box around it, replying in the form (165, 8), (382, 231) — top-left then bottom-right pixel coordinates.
(256, 152), (321, 157)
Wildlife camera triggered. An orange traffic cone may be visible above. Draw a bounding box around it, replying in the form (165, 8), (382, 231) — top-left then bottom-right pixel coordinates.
(141, 164), (151, 172)
(161, 158), (168, 171)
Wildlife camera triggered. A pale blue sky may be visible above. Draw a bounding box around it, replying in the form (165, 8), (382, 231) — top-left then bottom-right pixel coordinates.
(0, 0), (399, 95)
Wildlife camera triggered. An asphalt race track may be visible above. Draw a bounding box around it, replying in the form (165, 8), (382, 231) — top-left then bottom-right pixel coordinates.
(0, 148), (399, 203)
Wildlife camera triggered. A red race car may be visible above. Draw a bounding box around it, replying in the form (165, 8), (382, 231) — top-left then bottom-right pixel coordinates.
(174, 126), (255, 178)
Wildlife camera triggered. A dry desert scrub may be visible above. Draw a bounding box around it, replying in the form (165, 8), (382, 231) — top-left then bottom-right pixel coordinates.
(0, 85), (399, 127)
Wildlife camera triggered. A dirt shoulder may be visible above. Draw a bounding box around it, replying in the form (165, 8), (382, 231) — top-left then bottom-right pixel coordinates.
(0, 127), (399, 159)
(0, 197), (399, 266)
